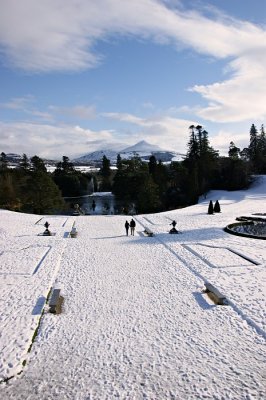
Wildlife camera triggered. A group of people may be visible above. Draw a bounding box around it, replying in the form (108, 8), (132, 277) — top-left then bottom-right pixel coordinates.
(125, 219), (136, 236)
(124, 219), (178, 236)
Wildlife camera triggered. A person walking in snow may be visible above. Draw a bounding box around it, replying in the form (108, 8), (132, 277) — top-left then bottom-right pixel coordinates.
(130, 219), (136, 236)
(125, 220), (129, 236)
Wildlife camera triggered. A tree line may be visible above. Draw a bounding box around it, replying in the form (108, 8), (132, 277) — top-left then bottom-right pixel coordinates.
(0, 123), (265, 214)
(0, 155), (93, 214)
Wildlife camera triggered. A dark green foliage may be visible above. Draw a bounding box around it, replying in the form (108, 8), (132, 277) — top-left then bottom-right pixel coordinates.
(100, 155), (112, 191)
(23, 171), (65, 214)
(256, 125), (266, 173)
(0, 152), (8, 171)
(248, 124), (266, 173)
(112, 156), (161, 213)
(249, 124), (258, 162)
(116, 154), (122, 171)
(184, 125), (219, 200)
(53, 174), (81, 197)
(30, 155), (47, 173)
(186, 125), (199, 161)
(208, 200), (214, 214)
(0, 172), (17, 209)
(148, 156), (168, 204)
(0, 163), (65, 214)
(212, 157), (251, 191)
(20, 154), (30, 171)
(214, 200), (221, 213)
(0, 153), (65, 214)
(53, 156), (91, 197)
(148, 155), (157, 176)
(54, 156), (75, 175)
(136, 175), (161, 213)
(228, 142), (240, 160)
(101, 155), (111, 177)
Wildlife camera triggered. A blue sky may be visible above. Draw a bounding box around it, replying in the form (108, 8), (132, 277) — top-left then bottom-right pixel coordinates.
(0, 0), (265, 159)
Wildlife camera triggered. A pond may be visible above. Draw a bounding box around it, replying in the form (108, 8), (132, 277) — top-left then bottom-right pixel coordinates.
(64, 192), (136, 215)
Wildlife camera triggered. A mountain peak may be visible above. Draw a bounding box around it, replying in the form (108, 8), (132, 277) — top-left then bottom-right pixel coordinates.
(73, 140), (184, 164)
(122, 140), (163, 153)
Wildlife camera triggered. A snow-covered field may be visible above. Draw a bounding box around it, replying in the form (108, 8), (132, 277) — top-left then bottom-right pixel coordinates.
(0, 176), (265, 399)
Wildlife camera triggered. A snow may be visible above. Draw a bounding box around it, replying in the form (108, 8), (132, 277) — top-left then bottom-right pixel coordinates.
(0, 176), (266, 399)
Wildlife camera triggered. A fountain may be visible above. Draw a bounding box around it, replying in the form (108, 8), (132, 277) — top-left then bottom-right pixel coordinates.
(225, 215), (266, 240)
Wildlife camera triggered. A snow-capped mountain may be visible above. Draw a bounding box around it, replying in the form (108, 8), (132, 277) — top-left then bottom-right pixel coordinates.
(74, 149), (118, 164)
(122, 140), (163, 153)
(73, 140), (184, 164)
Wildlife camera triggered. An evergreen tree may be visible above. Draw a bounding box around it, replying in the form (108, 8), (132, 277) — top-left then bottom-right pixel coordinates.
(187, 166), (199, 204)
(228, 142), (240, 159)
(197, 129), (219, 194)
(100, 155), (112, 191)
(154, 160), (168, 205)
(247, 123), (266, 173)
(136, 175), (161, 213)
(101, 155), (111, 177)
(54, 156), (75, 175)
(0, 173), (16, 209)
(30, 155), (47, 173)
(20, 153), (30, 171)
(196, 125), (203, 154)
(25, 171), (64, 214)
(0, 152), (8, 171)
(116, 154), (123, 171)
(53, 155), (91, 197)
(113, 156), (144, 198)
(208, 200), (214, 214)
(249, 124), (259, 171)
(214, 200), (221, 213)
(185, 126), (219, 197)
(166, 162), (189, 208)
(186, 125), (199, 161)
(257, 124), (266, 173)
(216, 157), (251, 191)
(148, 155), (157, 177)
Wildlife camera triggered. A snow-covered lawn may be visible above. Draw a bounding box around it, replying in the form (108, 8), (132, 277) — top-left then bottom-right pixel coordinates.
(0, 176), (265, 399)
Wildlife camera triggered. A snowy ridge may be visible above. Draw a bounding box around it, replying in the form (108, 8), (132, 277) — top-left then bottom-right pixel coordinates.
(0, 177), (266, 399)
(74, 140), (184, 163)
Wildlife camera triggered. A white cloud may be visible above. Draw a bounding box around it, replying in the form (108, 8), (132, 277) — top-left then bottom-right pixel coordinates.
(1, 96), (54, 122)
(0, 114), (254, 159)
(0, 1), (266, 123)
(0, 121), (118, 159)
(211, 129), (249, 156)
(104, 111), (196, 152)
(0, 1), (265, 72)
(191, 54), (266, 122)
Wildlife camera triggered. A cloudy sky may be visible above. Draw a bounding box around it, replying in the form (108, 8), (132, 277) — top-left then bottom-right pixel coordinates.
(0, 0), (265, 159)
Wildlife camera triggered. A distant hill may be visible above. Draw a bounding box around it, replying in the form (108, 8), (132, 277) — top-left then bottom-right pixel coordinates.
(5, 153), (22, 163)
(4, 141), (185, 167)
(74, 140), (185, 164)
(75, 149), (118, 164)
